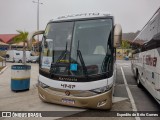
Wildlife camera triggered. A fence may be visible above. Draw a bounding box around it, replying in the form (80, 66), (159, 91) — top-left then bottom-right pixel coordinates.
(0, 56), (6, 67)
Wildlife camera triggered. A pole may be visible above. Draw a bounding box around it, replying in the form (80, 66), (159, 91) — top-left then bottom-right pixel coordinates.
(33, 0), (43, 52)
(37, 0), (39, 41)
(33, 0), (43, 42)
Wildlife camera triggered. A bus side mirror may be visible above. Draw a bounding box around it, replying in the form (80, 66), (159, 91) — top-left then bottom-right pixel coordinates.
(28, 30), (45, 50)
(114, 24), (122, 48)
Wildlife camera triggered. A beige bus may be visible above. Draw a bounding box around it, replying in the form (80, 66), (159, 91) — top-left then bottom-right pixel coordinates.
(32, 13), (122, 109)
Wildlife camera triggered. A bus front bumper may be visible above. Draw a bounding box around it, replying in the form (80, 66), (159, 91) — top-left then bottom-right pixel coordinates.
(38, 86), (112, 110)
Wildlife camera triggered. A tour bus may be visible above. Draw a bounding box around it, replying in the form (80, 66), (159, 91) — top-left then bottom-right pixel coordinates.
(32, 13), (122, 109)
(131, 8), (160, 104)
(5, 50), (38, 63)
(6, 50), (30, 63)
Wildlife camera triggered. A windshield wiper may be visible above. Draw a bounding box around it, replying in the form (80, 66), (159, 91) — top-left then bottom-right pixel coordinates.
(56, 42), (68, 63)
(77, 50), (88, 77)
(50, 42), (69, 76)
(101, 54), (111, 73)
(77, 40), (88, 77)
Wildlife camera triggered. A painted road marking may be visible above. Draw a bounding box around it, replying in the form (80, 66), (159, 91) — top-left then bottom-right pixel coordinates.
(113, 97), (128, 103)
(121, 67), (141, 120)
(0, 66), (8, 74)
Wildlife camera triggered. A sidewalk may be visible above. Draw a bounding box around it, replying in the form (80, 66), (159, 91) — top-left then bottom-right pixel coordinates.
(0, 66), (8, 74)
(0, 63), (85, 120)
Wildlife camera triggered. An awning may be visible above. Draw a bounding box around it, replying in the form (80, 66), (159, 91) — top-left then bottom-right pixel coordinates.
(11, 42), (27, 47)
(0, 41), (9, 46)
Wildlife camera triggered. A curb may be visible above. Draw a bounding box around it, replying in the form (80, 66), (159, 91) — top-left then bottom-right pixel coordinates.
(0, 66), (8, 75)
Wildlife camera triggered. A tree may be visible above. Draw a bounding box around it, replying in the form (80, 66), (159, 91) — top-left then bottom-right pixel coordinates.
(13, 30), (29, 64)
(121, 40), (131, 57)
(121, 40), (130, 49)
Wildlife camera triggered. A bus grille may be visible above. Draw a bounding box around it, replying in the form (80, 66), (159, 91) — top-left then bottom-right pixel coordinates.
(43, 87), (97, 97)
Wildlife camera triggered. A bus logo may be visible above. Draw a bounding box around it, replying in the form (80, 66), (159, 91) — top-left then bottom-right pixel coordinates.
(65, 91), (70, 96)
(58, 77), (77, 82)
(145, 55), (157, 67)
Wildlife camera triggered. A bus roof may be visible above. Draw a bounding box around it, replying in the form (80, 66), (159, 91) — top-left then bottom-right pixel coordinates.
(50, 13), (112, 22)
(133, 7), (160, 44)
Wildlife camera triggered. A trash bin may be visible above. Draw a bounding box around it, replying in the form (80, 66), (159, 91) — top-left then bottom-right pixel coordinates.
(11, 65), (31, 91)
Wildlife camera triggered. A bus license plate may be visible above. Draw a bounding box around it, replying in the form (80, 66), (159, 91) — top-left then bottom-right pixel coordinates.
(62, 99), (75, 104)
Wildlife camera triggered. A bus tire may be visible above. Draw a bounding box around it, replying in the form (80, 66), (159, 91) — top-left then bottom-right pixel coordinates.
(18, 60), (22, 63)
(137, 73), (142, 88)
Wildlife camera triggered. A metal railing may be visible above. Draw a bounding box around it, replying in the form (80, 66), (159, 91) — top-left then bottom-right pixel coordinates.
(0, 56), (6, 66)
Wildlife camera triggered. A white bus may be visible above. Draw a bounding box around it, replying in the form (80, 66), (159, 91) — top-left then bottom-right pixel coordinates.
(6, 50), (30, 63)
(131, 8), (160, 104)
(5, 50), (38, 63)
(32, 13), (122, 109)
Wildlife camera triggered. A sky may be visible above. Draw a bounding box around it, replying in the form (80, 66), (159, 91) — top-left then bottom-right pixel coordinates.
(0, 0), (160, 34)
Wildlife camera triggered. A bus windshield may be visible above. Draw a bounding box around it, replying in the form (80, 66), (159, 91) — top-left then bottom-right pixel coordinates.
(41, 19), (113, 77)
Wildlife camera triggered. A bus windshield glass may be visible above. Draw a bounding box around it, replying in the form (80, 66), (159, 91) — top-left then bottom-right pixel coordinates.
(41, 19), (113, 77)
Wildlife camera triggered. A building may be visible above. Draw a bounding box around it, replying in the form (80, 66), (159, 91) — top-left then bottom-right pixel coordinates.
(0, 34), (27, 50)
(0, 34), (18, 43)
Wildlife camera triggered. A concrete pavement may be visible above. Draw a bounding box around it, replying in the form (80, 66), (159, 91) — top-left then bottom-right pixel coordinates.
(0, 61), (159, 120)
(0, 63), (85, 120)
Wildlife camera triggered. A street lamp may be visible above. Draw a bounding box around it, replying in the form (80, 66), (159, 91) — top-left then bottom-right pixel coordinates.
(33, 0), (43, 41)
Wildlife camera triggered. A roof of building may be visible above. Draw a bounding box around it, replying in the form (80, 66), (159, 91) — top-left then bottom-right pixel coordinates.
(11, 42), (27, 47)
(0, 34), (18, 43)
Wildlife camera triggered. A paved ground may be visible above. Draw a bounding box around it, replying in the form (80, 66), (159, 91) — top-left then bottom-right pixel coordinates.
(0, 61), (159, 120)
(0, 63), (85, 120)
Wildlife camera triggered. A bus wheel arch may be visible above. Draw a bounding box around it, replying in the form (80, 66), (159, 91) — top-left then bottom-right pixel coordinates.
(134, 68), (138, 80)
(18, 60), (22, 63)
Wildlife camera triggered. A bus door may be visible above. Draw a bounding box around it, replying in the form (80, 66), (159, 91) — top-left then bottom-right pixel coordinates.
(139, 51), (146, 84)
(144, 49), (156, 90)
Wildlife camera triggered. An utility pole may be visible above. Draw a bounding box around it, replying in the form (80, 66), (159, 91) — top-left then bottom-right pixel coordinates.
(33, 0), (43, 41)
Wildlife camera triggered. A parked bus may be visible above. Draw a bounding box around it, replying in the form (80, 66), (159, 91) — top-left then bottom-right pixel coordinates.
(32, 13), (122, 109)
(131, 8), (160, 104)
(5, 50), (38, 63)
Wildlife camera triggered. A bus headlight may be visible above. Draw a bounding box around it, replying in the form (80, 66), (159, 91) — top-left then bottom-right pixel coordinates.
(38, 81), (49, 88)
(90, 84), (112, 93)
